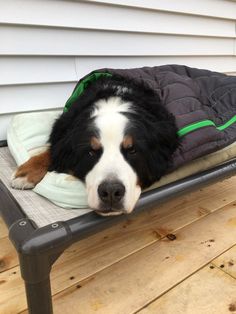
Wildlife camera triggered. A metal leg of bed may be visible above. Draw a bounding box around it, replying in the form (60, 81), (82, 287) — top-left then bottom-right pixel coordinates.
(24, 277), (53, 314)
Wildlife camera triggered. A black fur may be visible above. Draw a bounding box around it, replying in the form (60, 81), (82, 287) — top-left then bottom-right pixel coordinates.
(49, 76), (179, 187)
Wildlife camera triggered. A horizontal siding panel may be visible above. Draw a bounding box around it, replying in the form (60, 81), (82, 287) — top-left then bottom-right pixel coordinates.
(2, 56), (236, 87)
(0, 1), (235, 38)
(75, 56), (236, 77)
(88, 0), (236, 20)
(0, 26), (235, 56)
(0, 57), (77, 85)
(0, 83), (74, 115)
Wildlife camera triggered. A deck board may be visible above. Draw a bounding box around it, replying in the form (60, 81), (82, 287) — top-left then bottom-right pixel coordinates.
(0, 238), (18, 273)
(0, 219), (8, 239)
(212, 245), (236, 278)
(137, 264), (236, 314)
(1, 177), (236, 313)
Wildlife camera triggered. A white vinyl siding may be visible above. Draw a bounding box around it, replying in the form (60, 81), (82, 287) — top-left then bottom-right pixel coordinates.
(0, 0), (236, 140)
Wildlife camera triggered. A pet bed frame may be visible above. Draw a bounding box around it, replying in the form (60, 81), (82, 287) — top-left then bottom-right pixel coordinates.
(1, 140), (236, 314)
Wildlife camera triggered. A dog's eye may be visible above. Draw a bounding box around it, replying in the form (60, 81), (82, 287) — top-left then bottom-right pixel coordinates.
(126, 145), (136, 155)
(88, 148), (102, 157)
(88, 149), (96, 157)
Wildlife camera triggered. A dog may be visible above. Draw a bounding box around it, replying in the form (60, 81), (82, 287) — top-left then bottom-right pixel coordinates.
(11, 75), (179, 216)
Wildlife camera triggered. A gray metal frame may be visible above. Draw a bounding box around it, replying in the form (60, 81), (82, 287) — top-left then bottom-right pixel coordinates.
(1, 140), (236, 314)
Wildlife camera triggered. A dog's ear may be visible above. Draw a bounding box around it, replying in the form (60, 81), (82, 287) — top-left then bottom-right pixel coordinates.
(138, 114), (179, 187)
(125, 114), (179, 188)
(154, 119), (179, 153)
(49, 110), (75, 146)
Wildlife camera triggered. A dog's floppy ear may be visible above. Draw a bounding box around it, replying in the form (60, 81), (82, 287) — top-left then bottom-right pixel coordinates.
(48, 115), (75, 173)
(49, 96), (93, 147)
(154, 118), (179, 153)
(49, 110), (75, 147)
(142, 119), (179, 185)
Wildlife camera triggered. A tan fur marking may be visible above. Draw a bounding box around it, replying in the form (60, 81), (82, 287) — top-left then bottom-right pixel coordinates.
(122, 135), (133, 149)
(91, 136), (101, 150)
(14, 149), (50, 185)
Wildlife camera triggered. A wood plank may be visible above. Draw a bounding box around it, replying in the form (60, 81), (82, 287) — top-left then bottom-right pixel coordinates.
(212, 245), (236, 279)
(0, 219), (18, 274)
(0, 218), (8, 238)
(50, 203), (236, 314)
(3, 177), (236, 314)
(137, 264), (236, 314)
(0, 266), (26, 313)
(0, 237), (18, 273)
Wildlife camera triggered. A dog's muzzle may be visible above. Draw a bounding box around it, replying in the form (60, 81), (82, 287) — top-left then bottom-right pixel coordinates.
(96, 180), (125, 215)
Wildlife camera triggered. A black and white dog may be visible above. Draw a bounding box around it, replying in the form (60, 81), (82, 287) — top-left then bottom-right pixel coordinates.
(12, 76), (179, 216)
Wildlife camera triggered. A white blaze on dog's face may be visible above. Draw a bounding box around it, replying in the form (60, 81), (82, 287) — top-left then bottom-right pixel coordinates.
(85, 97), (141, 216)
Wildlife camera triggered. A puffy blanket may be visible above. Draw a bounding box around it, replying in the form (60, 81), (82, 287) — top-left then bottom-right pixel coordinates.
(65, 65), (236, 169)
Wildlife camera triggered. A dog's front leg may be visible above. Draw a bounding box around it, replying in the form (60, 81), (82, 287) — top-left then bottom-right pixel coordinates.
(11, 149), (50, 189)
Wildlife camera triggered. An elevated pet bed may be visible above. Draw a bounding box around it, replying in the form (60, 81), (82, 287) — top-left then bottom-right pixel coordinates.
(1, 65), (236, 314)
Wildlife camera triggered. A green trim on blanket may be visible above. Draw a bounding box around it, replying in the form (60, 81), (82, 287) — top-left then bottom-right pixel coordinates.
(64, 72), (112, 112)
(177, 115), (236, 137)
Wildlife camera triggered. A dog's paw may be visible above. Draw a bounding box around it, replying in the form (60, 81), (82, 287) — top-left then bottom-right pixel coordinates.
(10, 151), (50, 190)
(11, 171), (36, 190)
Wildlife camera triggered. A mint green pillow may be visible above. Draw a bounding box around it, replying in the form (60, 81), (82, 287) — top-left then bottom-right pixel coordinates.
(7, 111), (89, 210)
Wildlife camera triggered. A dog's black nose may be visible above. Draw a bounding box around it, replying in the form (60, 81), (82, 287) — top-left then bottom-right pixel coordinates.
(98, 181), (125, 205)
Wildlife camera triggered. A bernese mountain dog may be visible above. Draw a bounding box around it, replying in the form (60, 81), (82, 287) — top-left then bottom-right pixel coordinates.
(11, 76), (179, 216)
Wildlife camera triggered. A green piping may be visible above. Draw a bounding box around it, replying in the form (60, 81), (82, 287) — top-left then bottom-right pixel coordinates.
(177, 115), (236, 137)
(64, 72), (112, 112)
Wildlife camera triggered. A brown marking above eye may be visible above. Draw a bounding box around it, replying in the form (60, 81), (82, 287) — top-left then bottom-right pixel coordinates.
(136, 177), (142, 187)
(122, 135), (134, 149)
(90, 136), (102, 151)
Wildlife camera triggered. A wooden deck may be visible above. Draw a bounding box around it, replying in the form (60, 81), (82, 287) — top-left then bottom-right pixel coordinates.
(1, 177), (236, 314)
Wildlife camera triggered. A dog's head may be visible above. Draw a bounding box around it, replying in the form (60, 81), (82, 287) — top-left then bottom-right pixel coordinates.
(50, 77), (179, 216)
